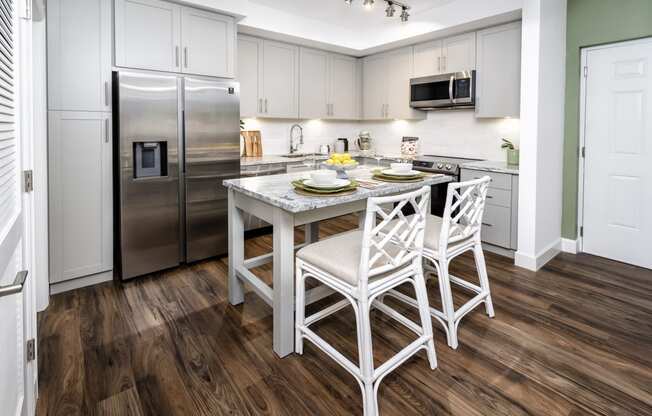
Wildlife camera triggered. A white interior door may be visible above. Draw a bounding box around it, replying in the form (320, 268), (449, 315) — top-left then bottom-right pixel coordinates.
(1, 1), (37, 416)
(582, 38), (652, 269)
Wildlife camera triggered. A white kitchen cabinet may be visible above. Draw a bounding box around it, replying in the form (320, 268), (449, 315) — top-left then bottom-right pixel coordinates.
(299, 49), (359, 120)
(115, 0), (235, 77)
(385, 47), (424, 120)
(413, 40), (442, 77)
(237, 35), (263, 118)
(181, 7), (235, 78)
(261, 40), (299, 118)
(476, 22), (522, 118)
(329, 54), (360, 120)
(48, 111), (113, 283)
(442, 32), (476, 73)
(114, 0), (181, 73)
(299, 47), (330, 119)
(362, 54), (388, 120)
(47, 0), (112, 112)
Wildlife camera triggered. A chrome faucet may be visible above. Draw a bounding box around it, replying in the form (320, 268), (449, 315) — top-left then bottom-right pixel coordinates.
(289, 124), (304, 154)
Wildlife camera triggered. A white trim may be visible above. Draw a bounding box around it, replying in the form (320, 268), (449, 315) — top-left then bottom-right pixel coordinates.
(577, 36), (652, 255)
(561, 238), (578, 254)
(515, 238), (561, 271)
(49, 270), (113, 295)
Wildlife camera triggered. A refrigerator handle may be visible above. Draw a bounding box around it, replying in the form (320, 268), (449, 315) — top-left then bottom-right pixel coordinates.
(184, 47), (189, 68)
(175, 46), (180, 68)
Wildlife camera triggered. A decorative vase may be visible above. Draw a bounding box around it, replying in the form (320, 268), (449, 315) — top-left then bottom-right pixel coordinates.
(506, 149), (519, 165)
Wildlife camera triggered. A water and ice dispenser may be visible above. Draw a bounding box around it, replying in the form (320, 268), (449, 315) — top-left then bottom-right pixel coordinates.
(133, 142), (167, 178)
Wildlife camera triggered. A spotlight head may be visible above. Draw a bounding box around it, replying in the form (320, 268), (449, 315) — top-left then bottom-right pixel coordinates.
(400, 7), (409, 22)
(363, 0), (374, 9)
(385, 2), (395, 17)
(344, 0), (353, 5)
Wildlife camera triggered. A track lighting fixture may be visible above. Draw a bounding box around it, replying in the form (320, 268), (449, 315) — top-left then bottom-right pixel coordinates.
(346, 0), (409, 22)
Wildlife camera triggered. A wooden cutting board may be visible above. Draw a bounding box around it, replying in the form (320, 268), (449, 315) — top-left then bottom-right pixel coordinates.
(241, 130), (263, 157)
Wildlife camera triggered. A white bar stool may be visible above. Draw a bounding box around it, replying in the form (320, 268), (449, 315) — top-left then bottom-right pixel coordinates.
(295, 186), (436, 416)
(384, 176), (494, 349)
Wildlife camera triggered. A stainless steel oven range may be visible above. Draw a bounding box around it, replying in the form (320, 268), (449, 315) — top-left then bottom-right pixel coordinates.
(412, 155), (482, 216)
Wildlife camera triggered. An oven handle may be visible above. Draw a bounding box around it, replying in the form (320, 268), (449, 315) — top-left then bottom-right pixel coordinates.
(449, 75), (455, 104)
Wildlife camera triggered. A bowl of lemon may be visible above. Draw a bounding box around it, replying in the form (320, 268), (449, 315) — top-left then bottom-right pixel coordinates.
(322, 153), (359, 179)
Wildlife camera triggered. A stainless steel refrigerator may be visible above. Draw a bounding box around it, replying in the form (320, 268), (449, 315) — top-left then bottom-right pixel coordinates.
(113, 70), (240, 280)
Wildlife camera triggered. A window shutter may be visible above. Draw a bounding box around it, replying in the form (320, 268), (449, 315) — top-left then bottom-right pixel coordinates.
(0, 0), (16, 232)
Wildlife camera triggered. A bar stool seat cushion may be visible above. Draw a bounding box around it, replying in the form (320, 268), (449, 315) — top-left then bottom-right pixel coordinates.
(297, 230), (399, 286)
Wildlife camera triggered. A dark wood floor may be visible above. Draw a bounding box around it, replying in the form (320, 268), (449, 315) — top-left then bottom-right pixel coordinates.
(37, 215), (652, 416)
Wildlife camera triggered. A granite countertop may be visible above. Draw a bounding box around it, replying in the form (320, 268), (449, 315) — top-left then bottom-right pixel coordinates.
(460, 160), (520, 175)
(224, 167), (452, 213)
(241, 152), (409, 167)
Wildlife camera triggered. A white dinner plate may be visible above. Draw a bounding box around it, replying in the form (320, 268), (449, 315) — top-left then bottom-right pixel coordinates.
(381, 169), (421, 177)
(303, 178), (351, 189)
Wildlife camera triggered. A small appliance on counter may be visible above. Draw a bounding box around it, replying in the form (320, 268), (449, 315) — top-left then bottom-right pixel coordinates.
(335, 138), (349, 153)
(319, 144), (332, 154)
(356, 131), (372, 152)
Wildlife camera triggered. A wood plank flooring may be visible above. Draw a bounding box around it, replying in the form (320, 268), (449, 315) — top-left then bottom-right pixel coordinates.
(37, 215), (652, 416)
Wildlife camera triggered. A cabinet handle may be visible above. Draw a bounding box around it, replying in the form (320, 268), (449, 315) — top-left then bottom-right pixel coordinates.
(264, 99), (268, 113)
(331, 103), (334, 116)
(175, 46), (180, 67)
(104, 118), (110, 143)
(486, 195), (493, 199)
(184, 47), (188, 68)
(104, 82), (109, 107)
(482, 222), (493, 227)
(258, 98), (262, 113)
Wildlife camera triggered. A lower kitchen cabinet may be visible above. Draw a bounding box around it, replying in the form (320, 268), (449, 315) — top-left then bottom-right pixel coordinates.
(461, 168), (519, 250)
(48, 111), (113, 283)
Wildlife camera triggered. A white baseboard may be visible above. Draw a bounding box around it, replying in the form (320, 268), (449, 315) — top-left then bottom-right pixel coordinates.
(561, 238), (579, 254)
(49, 270), (113, 295)
(515, 239), (561, 271)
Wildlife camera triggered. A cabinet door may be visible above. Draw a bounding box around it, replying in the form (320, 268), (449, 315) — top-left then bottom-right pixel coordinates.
(362, 54), (387, 120)
(48, 112), (113, 283)
(476, 22), (522, 118)
(442, 32), (476, 73)
(413, 40), (442, 77)
(237, 35), (263, 118)
(262, 41), (299, 118)
(181, 8), (235, 78)
(299, 47), (329, 119)
(329, 54), (359, 120)
(386, 47), (425, 120)
(114, 0), (181, 72)
(47, 0), (112, 111)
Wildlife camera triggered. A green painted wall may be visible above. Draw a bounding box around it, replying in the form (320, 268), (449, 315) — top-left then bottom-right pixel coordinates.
(563, 0), (652, 239)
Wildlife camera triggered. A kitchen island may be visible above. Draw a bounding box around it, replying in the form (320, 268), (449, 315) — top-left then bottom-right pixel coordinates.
(224, 167), (452, 357)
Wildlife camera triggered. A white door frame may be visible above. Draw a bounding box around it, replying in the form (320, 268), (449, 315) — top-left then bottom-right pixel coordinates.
(576, 36), (652, 254)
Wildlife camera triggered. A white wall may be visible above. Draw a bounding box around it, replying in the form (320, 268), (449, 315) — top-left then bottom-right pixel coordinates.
(515, 0), (566, 271)
(242, 111), (520, 160)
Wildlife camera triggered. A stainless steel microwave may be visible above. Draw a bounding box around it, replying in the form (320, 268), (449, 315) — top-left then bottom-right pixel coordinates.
(410, 70), (476, 109)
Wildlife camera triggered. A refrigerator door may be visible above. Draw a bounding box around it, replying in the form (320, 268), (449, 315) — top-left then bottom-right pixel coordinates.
(116, 71), (181, 279)
(184, 77), (240, 262)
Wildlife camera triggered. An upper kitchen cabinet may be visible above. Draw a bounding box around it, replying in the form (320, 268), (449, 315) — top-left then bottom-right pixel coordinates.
(115, 0), (235, 77)
(413, 40), (442, 77)
(413, 32), (475, 77)
(181, 8), (235, 78)
(299, 48), (329, 119)
(114, 0), (181, 73)
(47, 0), (112, 111)
(363, 48), (425, 120)
(329, 54), (360, 120)
(299, 49), (360, 120)
(262, 41), (299, 118)
(442, 32), (476, 73)
(238, 35), (263, 118)
(476, 22), (522, 118)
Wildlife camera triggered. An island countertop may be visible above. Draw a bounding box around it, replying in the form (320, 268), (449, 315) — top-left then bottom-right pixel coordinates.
(224, 167), (452, 214)
(460, 160), (519, 175)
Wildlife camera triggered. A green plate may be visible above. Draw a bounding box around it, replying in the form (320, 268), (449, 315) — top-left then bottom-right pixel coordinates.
(292, 179), (359, 194)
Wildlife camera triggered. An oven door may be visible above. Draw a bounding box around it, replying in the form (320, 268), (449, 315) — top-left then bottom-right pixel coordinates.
(410, 74), (453, 108)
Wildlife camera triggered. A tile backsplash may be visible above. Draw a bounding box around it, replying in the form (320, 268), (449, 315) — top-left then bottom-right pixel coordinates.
(242, 110), (520, 161)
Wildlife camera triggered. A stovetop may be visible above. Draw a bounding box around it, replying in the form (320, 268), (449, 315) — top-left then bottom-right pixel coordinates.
(412, 155), (482, 175)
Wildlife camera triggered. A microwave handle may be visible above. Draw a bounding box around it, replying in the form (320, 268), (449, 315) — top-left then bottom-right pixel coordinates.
(449, 75), (455, 104)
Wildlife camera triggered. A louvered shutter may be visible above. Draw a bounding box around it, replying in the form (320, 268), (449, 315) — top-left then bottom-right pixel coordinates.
(0, 0), (16, 233)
